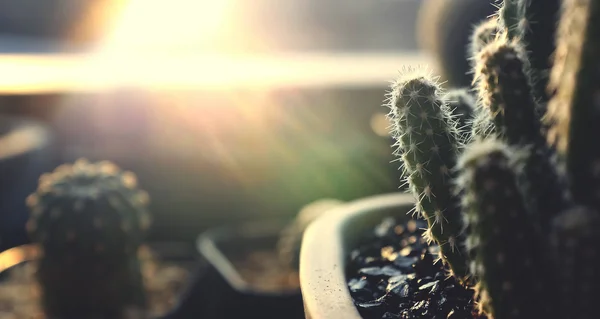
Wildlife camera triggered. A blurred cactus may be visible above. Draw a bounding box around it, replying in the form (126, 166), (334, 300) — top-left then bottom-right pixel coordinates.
(473, 35), (568, 231)
(26, 159), (151, 319)
(469, 18), (499, 59)
(458, 139), (553, 318)
(386, 0), (600, 317)
(443, 88), (476, 140)
(497, 0), (525, 40)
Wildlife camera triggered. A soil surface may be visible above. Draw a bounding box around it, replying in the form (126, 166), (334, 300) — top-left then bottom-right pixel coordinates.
(346, 217), (486, 319)
(234, 250), (300, 292)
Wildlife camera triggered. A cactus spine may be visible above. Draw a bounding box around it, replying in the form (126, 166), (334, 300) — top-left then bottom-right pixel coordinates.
(26, 159), (151, 319)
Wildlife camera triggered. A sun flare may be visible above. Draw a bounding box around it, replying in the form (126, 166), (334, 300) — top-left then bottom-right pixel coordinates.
(98, 0), (234, 54)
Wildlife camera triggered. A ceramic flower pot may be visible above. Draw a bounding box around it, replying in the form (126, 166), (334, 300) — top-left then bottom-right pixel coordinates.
(173, 220), (304, 319)
(299, 193), (414, 319)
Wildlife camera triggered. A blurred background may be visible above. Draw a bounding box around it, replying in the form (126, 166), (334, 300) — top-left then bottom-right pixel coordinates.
(0, 0), (494, 250)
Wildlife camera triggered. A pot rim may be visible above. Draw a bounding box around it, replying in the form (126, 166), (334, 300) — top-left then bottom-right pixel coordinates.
(299, 192), (415, 319)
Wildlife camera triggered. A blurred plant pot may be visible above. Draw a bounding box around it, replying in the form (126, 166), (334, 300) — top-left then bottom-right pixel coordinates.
(170, 220), (304, 319)
(0, 0), (124, 46)
(417, 0), (496, 87)
(299, 193), (414, 319)
(0, 241), (196, 318)
(0, 115), (56, 251)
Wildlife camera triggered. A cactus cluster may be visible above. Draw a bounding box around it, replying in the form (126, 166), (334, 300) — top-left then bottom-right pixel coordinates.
(388, 0), (600, 318)
(25, 159), (152, 319)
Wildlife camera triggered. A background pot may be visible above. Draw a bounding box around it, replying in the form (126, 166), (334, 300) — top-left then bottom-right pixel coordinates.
(169, 220), (304, 319)
(0, 116), (56, 252)
(299, 193), (414, 319)
(416, 0), (496, 87)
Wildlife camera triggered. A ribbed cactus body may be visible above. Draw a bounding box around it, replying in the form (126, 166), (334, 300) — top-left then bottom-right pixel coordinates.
(550, 207), (600, 319)
(547, 0), (600, 210)
(388, 70), (468, 279)
(458, 140), (551, 318)
(26, 159), (151, 318)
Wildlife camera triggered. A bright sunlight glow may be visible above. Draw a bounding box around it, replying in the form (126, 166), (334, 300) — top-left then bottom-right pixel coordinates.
(0, 0), (433, 93)
(98, 0), (234, 54)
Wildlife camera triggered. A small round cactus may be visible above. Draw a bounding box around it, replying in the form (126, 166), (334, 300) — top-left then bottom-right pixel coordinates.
(25, 159), (151, 319)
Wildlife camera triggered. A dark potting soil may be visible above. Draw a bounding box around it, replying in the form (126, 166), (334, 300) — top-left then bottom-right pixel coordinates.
(346, 217), (486, 319)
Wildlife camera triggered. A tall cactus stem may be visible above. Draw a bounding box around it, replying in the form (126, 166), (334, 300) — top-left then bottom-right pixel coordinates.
(388, 68), (468, 279)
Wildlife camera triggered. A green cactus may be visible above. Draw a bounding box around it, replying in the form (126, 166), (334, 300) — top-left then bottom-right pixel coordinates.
(383, 0), (600, 318)
(25, 159), (151, 319)
(387, 68), (468, 280)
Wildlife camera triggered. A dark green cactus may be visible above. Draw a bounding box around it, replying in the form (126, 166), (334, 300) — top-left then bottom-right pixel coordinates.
(458, 139), (552, 318)
(520, 0), (561, 103)
(387, 68), (468, 280)
(550, 206), (600, 319)
(25, 159), (151, 319)
(385, 0), (600, 318)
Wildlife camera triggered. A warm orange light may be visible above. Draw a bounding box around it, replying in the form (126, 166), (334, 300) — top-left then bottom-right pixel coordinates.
(98, 0), (234, 54)
(0, 245), (39, 273)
